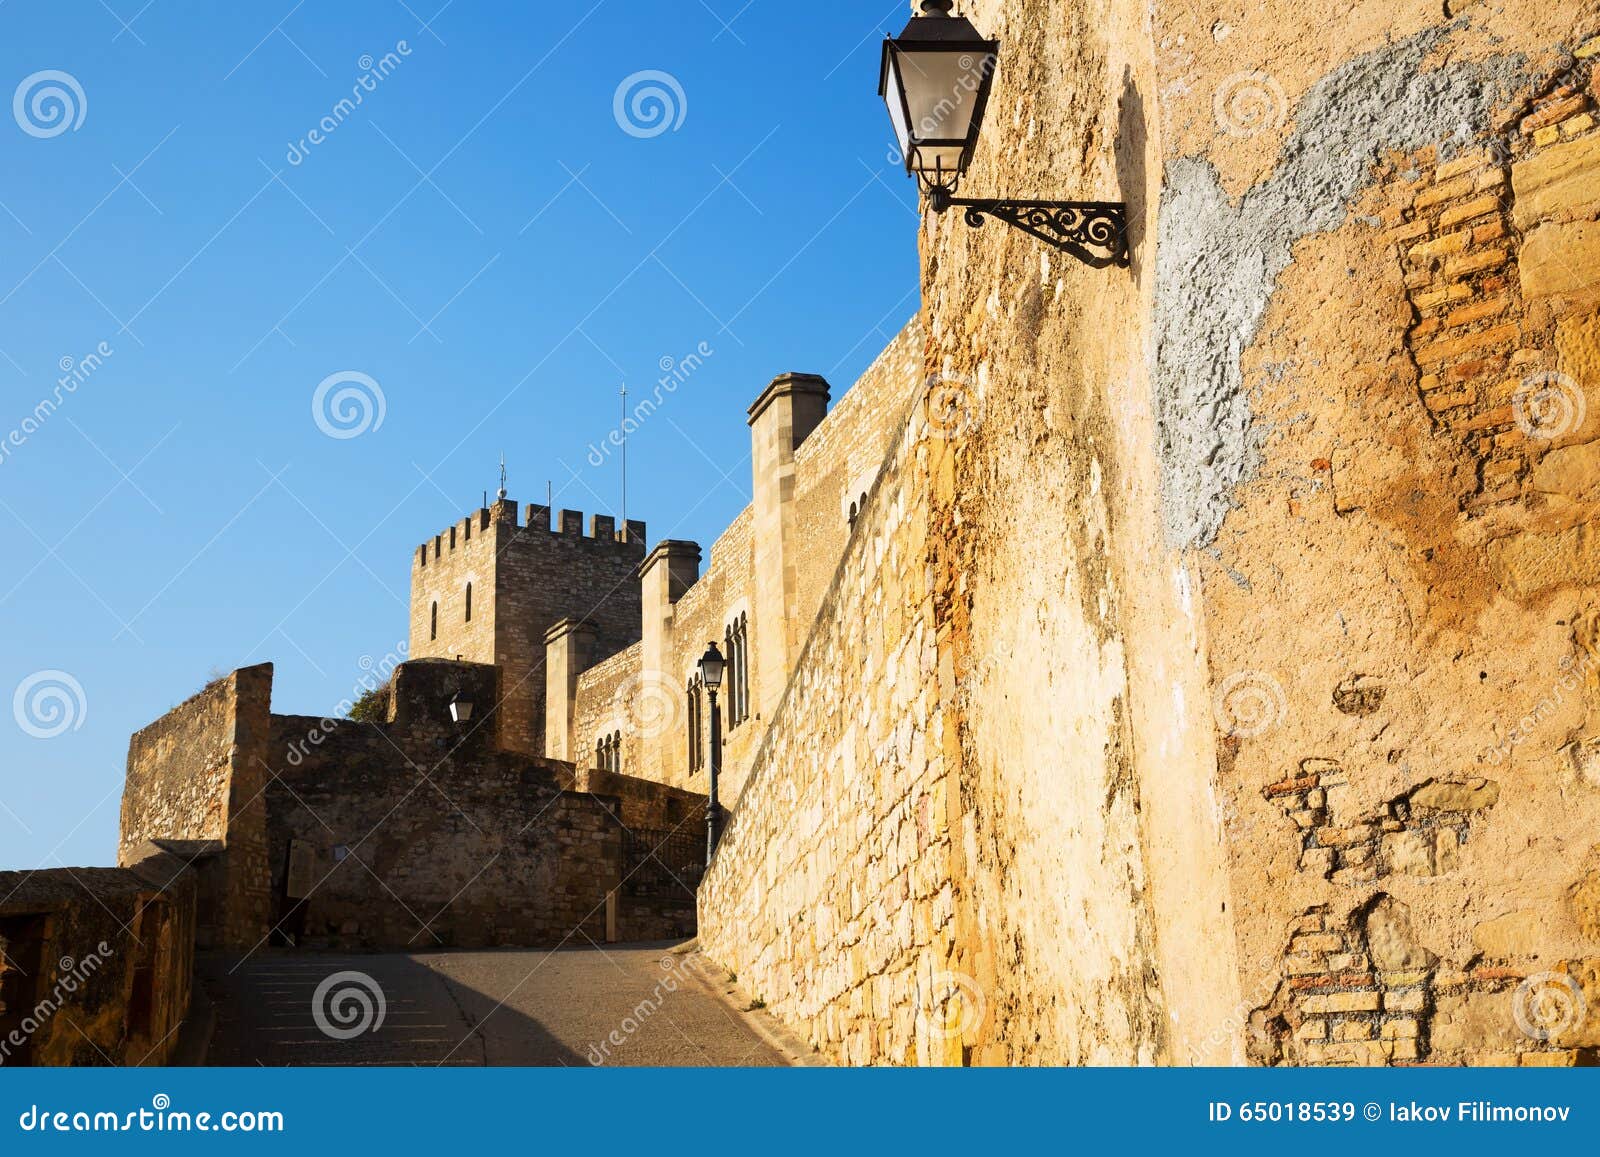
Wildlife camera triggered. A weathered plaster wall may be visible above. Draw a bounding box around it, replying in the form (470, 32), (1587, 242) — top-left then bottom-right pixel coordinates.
(702, 0), (1600, 1070)
(1164, 6), (1600, 1064)
(904, 0), (1247, 1065)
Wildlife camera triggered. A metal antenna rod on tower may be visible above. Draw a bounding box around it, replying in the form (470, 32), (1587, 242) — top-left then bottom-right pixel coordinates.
(498, 452), (507, 500)
(620, 384), (628, 533)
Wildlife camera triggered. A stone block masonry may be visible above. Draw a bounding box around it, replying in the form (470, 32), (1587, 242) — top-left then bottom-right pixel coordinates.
(410, 497), (644, 757)
(700, 3), (1600, 1069)
(698, 414), (957, 1065)
(116, 659), (705, 961)
(0, 843), (202, 1066)
(119, 665), (272, 951)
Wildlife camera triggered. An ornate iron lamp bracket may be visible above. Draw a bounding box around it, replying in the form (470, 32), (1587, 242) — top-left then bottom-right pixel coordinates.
(928, 188), (1130, 269)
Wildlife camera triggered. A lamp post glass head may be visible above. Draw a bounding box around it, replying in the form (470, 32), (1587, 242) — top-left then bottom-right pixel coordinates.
(448, 690), (474, 724)
(878, 0), (998, 194)
(699, 642), (726, 691)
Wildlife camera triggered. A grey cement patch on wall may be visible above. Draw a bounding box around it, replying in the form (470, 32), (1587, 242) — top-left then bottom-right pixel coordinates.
(1151, 24), (1529, 550)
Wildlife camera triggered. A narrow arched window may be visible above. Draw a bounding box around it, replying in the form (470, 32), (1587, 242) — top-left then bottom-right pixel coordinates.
(687, 677), (703, 773)
(430, 601), (438, 641)
(725, 624), (737, 730)
(737, 612), (750, 724)
(465, 582), (472, 622)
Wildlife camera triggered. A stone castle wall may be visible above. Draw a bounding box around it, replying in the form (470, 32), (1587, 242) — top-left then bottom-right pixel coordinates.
(788, 322), (926, 637)
(652, 507), (756, 792)
(555, 319), (926, 806)
(699, 0), (1600, 1067)
(411, 498), (644, 756)
(114, 660), (704, 961)
(573, 641), (645, 776)
(696, 414), (958, 1063)
(119, 665), (273, 951)
(0, 844), (202, 1067)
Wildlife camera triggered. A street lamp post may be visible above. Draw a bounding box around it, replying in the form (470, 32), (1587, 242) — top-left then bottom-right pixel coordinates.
(698, 641), (726, 865)
(879, 0), (1129, 267)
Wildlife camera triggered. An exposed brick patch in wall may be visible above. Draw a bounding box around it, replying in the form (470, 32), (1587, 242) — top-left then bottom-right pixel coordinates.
(1253, 898), (1596, 1067)
(1383, 55), (1600, 509)
(1265, 761), (1499, 884)
(1252, 900), (1431, 1066)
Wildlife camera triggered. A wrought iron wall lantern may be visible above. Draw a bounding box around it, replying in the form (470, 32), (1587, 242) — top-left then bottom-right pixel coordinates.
(879, 0), (1129, 269)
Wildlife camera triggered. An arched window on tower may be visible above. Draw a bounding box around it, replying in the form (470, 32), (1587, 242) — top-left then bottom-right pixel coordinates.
(430, 601), (438, 641)
(465, 582), (473, 622)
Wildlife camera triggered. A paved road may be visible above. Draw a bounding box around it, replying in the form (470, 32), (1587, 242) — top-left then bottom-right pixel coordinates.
(201, 942), (798, 1067)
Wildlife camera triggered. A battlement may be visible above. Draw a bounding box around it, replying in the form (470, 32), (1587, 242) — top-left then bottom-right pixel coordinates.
(517, 502), (645, 545)
(415, 497), (645, 568)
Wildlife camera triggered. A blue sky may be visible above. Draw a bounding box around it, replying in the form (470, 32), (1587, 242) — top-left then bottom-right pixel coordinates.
(0, 0), (920, 870)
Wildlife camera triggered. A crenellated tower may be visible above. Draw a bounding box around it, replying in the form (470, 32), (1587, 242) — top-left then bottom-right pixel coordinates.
(409, 495), (646, 755)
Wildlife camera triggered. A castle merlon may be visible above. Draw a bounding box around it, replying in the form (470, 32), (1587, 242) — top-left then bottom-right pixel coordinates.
(415, 497), (647, 567)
